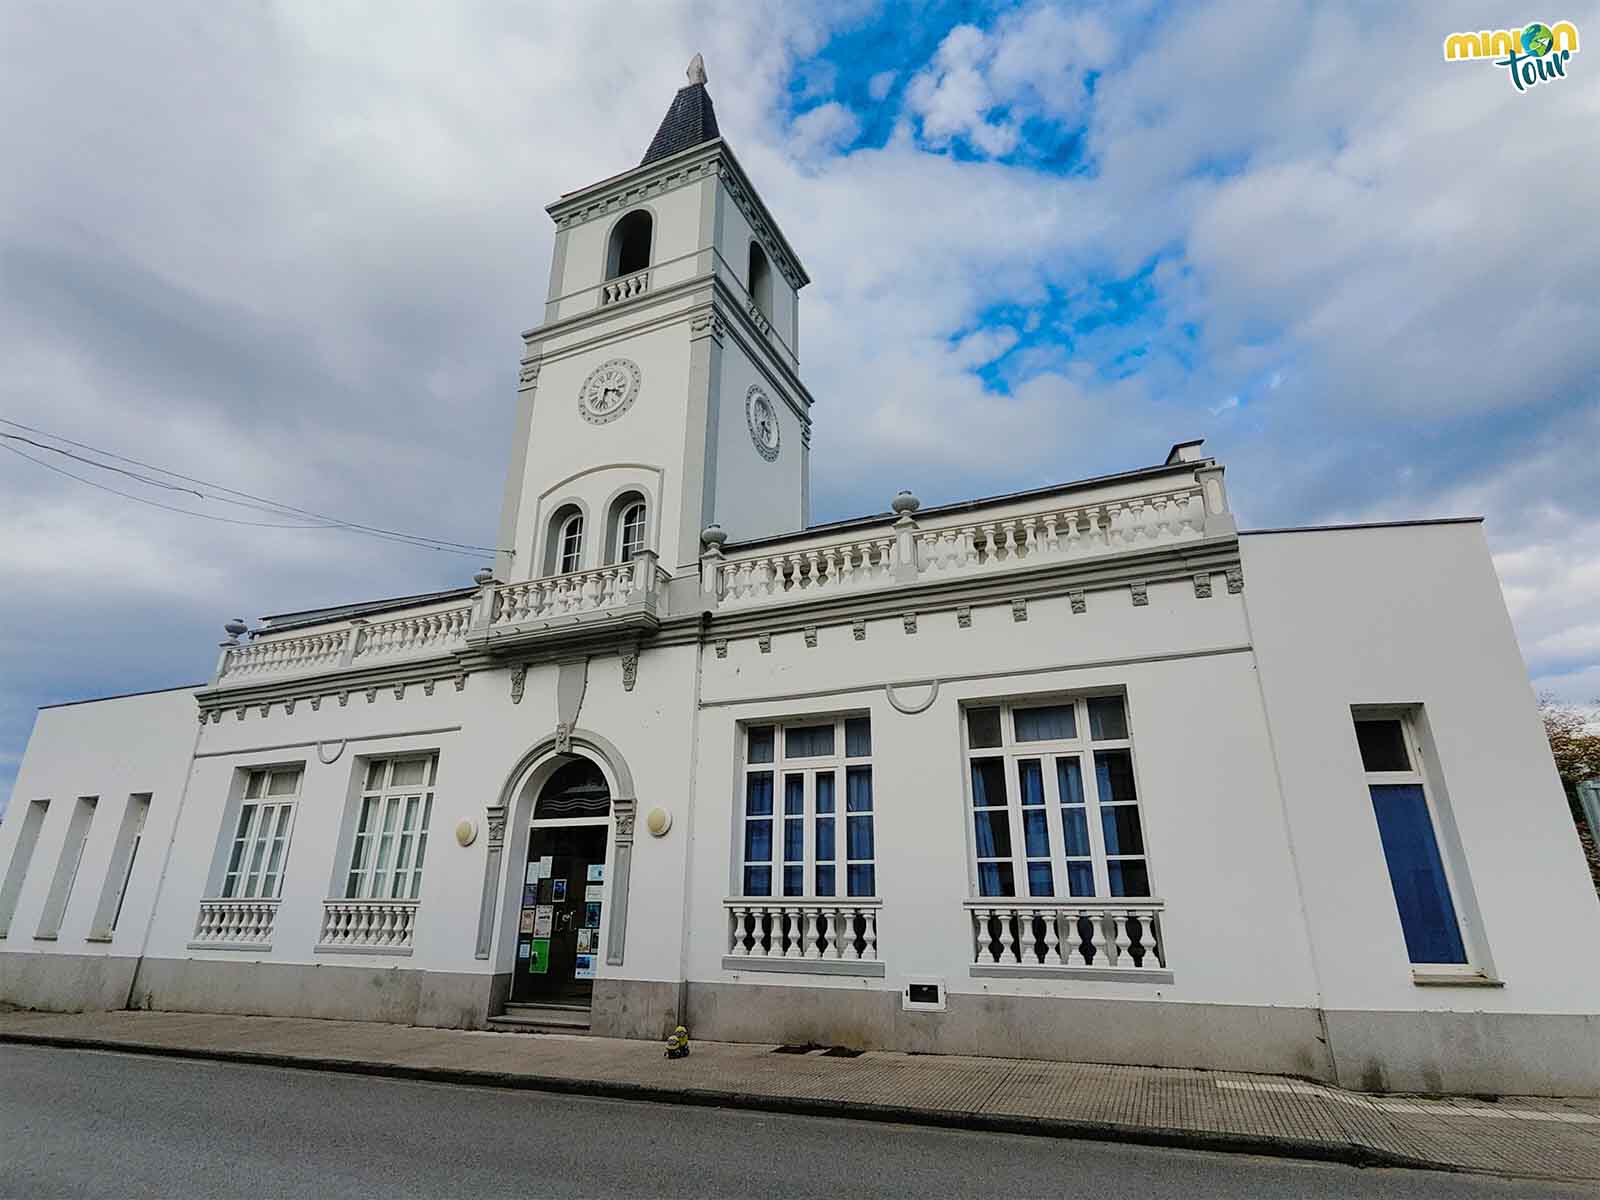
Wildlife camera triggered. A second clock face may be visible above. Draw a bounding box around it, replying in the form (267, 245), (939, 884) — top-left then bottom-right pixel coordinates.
(578, 358), (641, 424)
(746, 385), (781, 461)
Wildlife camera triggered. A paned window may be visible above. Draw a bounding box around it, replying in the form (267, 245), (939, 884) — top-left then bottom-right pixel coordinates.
(964, 695), (1151, 899)
(741, 716), (874, 898)
(346, 756), (437, 901)
(221, 767), (301, 900)
(557, 513), (584, 575)
(617, 501), (647, 563)
(1354, 713), (1468, 966)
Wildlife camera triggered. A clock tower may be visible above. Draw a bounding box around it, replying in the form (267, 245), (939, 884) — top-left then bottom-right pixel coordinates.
(492, 55), (813, 590)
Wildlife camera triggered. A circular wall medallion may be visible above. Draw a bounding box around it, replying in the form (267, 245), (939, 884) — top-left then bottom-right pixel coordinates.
(454, 819), (478, 847)
(646, 807), (672, 837)
(745, 385), (781, 461)
(578, 358), (641, 424)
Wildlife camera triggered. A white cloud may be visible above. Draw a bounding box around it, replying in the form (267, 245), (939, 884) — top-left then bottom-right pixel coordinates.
(867, 70), (897, 101)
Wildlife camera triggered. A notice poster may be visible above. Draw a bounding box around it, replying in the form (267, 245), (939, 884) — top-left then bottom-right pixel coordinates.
(534, 856), (553, 880)
(518, 909), (536, 934)
(533, 905), (554, 938)
(586, 863), (605, 883)
(585, 884), (604, 902)
(517, 941), (531, 960)
(522, 885), (539, 907)
(584, 902), (602, 929)
(576, 928), (593, 953)
(574, 954), (596, 980)
(528, 938), (550, 974)
(524, 861), (539, 884)
(552, 879), (568, 902)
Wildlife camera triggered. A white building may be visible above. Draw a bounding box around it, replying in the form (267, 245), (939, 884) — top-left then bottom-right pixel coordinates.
(4, 60), (1597, 1097)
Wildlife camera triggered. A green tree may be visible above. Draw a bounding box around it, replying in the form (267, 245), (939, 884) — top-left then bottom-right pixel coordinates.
(1542, 694), (1600, 895)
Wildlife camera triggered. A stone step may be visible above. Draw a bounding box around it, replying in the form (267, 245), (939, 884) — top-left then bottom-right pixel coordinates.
(488, 1004), (592, 1033)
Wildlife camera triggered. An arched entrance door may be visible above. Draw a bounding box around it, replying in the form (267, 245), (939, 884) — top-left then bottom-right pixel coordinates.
(510, 757), (611, 1005)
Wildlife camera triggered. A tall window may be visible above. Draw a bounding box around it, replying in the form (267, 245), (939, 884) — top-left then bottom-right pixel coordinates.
(345, 756), (436, 901)
(90, 793), (150, 939)
(557, 512), (584, 574)
(741, 716), (874, 898)
(222, 767), (301, 900)
(0, 799), (49, 938)
(616, 500), (647, 563)
(964, 695), (1151, 899)
(1355, 712), (1468, 966)
(748, 241), (773, 319)
(607, 209), (652, 278)
(36, 795), (97, 938)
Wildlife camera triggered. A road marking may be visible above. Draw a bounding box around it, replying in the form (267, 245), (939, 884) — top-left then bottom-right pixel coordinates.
(1215, 1080), (1600, 1123)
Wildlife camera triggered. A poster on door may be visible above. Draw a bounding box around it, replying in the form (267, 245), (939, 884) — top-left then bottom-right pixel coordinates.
(533, 905), (553, 938)
(518, 909), (536, 934)
(574, 954), (596, 980)
(528, 939), (550, 974)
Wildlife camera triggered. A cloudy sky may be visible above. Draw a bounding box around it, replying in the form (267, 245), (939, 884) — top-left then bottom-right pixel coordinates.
(2, 1), (1597, 808)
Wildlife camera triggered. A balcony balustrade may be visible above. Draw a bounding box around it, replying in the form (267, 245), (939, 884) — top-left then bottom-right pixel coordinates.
(190, 898), (278, 949)
(965, 899), (1165, 972)
(317, 899), (419, 954)
(724, 898), (880, 965)
(601, 270), (650, 305)
(484, 552), (667, 632)
(708, 486), (1212, 611)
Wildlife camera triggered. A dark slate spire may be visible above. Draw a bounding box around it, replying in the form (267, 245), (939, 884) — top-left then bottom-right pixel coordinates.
(641, 54), (720, 166)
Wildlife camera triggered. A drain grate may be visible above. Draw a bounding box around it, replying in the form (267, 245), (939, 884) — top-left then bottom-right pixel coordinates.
(772, 1043), (862, 1057)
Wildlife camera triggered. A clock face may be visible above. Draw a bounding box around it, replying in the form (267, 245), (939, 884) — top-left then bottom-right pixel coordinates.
(578, 358), (641, 424)
(746, 386), (781, 461)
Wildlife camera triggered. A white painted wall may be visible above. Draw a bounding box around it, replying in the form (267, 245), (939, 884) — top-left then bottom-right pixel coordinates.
(1241, 522), (1600, 1015)
(0, 687), (197, 959)
(709, 338), (808, 543)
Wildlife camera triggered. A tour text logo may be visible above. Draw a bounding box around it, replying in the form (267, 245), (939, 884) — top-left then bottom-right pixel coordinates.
(1443, 20), (1580, 91)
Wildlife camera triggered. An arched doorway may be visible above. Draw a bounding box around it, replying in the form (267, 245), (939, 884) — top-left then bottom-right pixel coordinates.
(510, 757), (611, 1005)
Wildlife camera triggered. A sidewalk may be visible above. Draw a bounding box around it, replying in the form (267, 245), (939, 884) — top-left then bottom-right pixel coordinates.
(4, 1009), (1599, 1183)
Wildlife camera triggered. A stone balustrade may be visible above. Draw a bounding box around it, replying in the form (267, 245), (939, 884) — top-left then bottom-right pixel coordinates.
(601, 270), (650, 305)
(217, 630), (347, 681)
(965, 899), (1165, 971)
(317, 899), (419, 953)
(190, 898), (278, 948)
(488, 552), (666, 629)
(351, 607), (471, 662)
(710, 486), (1208, 610)
(725, 898), (881, 963)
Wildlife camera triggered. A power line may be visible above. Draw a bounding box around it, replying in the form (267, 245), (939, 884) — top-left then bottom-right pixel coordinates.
(1, 442), (338, 531)
(0, 416), (507, 557)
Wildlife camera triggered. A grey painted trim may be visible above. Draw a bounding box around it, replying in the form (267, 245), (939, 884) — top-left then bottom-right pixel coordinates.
(1411, 971), (1504, 987)
(970, 965), (1175, 984)
(39, 683), (205, 711)
(699, 644), (1254, 709)
(680, 313), (723, 568)
(193, 726), (464, 760)
(544, 225), (571, 308)
(184, 942), (272, 953)
(722, 956), (887, 977)
(197, 655), (474, 707)
(1240, 517), (1483, 536)
(605, 840), (633, 967)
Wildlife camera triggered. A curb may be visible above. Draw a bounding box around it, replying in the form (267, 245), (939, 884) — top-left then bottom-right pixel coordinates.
(1, 1030), (1449, 1174)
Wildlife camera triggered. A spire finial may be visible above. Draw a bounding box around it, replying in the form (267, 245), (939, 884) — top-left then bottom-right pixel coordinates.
(687, 53), (707, 86)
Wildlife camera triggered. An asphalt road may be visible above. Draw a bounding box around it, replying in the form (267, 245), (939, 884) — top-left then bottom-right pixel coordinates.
(0, 1044), (1588, 1198)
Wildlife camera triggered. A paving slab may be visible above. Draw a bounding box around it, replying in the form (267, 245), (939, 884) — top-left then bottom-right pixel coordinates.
(2, 1009), (1597, 1183)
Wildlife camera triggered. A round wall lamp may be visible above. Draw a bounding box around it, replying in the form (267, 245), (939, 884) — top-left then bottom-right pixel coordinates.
(645, 807), (672, 837)
(455, 819), (478, 847)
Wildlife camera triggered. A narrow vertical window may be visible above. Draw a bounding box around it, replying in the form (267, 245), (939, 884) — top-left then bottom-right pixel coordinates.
(36, 796), (98, 939)
(90, 793), (151, 939)
(0, 799), (50, 938)
(739, 716), (874, 899)
(616, 501), (647, 563)
(1355, 714), (1468, 966)
(557, 513), (584, 575)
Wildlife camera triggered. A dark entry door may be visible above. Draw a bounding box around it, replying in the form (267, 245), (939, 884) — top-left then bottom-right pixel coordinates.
(511, 823), (607, 1005)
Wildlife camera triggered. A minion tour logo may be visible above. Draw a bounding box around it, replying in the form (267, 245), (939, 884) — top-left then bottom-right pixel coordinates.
(1443, 20), (1580, 91)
